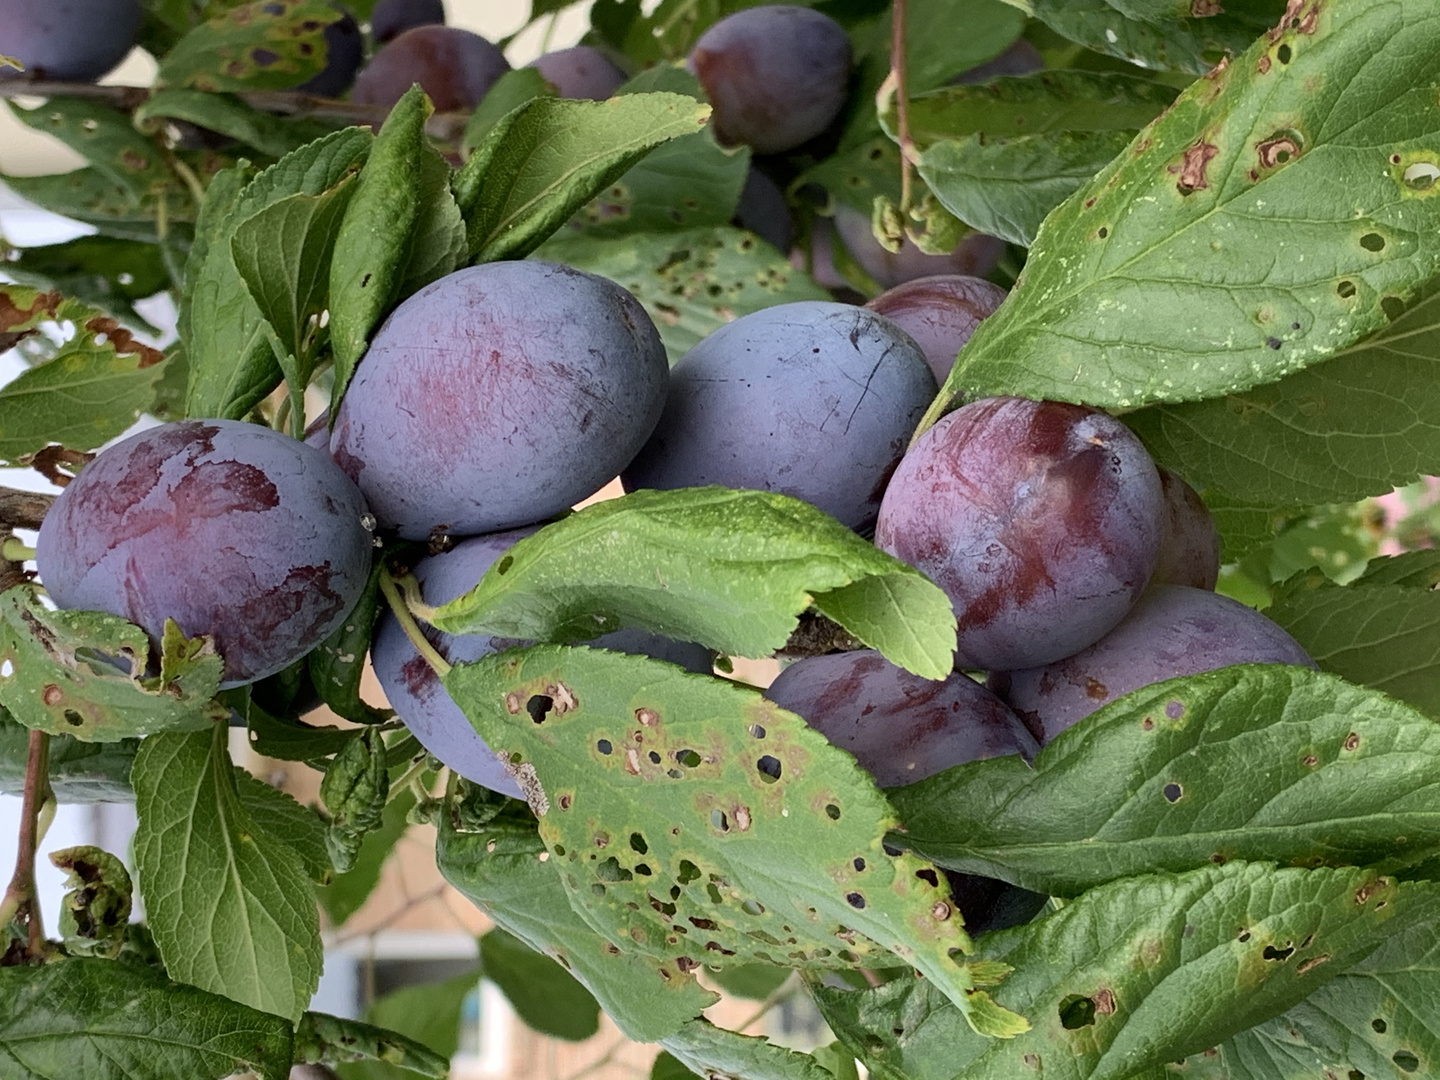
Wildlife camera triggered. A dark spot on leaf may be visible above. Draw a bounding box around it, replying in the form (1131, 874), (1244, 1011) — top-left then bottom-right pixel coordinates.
(824, 803), (841, 821)
(1238, 929), (1251, 941)
(1345, 732), (1361, 751)
(1163, 783), (1183, 802)
(63, 710), (84, 727)
(1097, 227), (1108, 239)
(1266, 337), (1282, 349)
(251, 48), (280, 66)
(1302, 754), (1318, 766)
(648, 750), (661, 764)
(853, 858), (866, 872)
(1059, 995), (1097, 1029)
(559, 794), (572, 810)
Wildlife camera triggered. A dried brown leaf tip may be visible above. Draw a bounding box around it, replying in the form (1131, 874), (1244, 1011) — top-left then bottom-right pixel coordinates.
(0, 289), (61, 353)
(83, 316), (165, 367)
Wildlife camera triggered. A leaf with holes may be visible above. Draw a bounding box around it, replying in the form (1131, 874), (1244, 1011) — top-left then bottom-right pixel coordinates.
(431, 487), (956, 680)
(890, 666), (1440, 897)
(295, 1012), (450, 1078)
(920, 0), (1440, 430)
(0, 590), (225, 741)
(659, 1018), (840, 1080)
(0, 168), (186, 240)
(7, 99), (177, 206)
(0, 711), (139, 803)
(135, 91), (335, 161)
(3, 236), (169, 331)
(159, 0), (344, 92)
(437, 803), (719, 1043)
(443, 646), (1027, 1037)
(533, 225), (829, 362)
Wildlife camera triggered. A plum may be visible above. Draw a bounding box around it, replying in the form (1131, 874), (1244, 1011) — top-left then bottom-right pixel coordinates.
(832, 204), (1005, 290)
(734, 168), (793, 253)
(36, 420), (373, 688)
(1150, 467), (1222, 591)
(373, 530), (711, 795)
(296, 6), (364, 98)
(875, 397), (1164, 671)
(865, 274), (1008, 383)
(620, 301), (936, 533)
(989, 584), (1317, 745)
(352, 25), (510, 112)
(527, 46), (626, 100)
(764, 650), (1036, 788)
(0, 0), (142, 82)
(687, 5), (852, 154)
(331, 260), (668, 540)
(952, 39), (1044, 84)
(370, 0), (444, 44)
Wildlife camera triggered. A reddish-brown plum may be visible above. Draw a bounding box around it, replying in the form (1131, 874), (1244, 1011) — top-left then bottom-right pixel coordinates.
(764, 650), (1036, 788)
(866, 275), (1008, 382)
(687, 5), (851, 154)
(875, 397), (1164, 671)
(373, 530), (711, 795)
(332, 260), (668, 540)
(352, 25), (510, 112)
(831, 205), (1006, 290)
(1150, 467), (1222, 590)
(989, 585), (1316, 745)
(0, 0), (141, 81)
(527, 46), (626, 100)
(37, 420), (373, 687)
(370, 0), (444, 44)
(620, 301), (935, 533)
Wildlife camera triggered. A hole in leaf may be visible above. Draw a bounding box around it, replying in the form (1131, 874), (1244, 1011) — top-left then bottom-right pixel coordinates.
(1263, 944), (1295, 961)
(596, 857), (633, 882)
(1097, 226), (1108, 239)
(1373, 1018), (1387, 1034)
(596, 739), (612, 755)
(853, 858), (866, 872)
(667, 769), (685, 779)
(757, 755), (782, 782)
(1163, 783), (1183, 803)
(707, 883), (724, 904)
(676, 749), (702, 768)
(554, 844), (566, 856)
(1337, 279), (1357, 298)
(526, 695), (552, 724)
(631, 833), (648, 854)
(495, 555), (513, 575)
(1393, 1052), (1419, 1073)
(1360, 232), (1386, 252)
(1349, 1071), (1365, 1080)
(1382, 296), (1406, 321)
(1058, 995), (1097, 1030)
(63, 711), (84, 727)
(1238, 929), (1251, 942)
(636, 864), (652, 875)
(1277, 43), (1292, 63)
(648, 751), (662, 764)
(883, 843), (902, 857)
(824, 804), (841, 821)
(915, 868), (939, 887)
(748, 724), (767, 739)
(741, 899), (765, 915)
(1403, 162), (1440, 189)
(678, 861), (700, 884)
(846, 892), (865, 909)
(711, 809), (730, 832)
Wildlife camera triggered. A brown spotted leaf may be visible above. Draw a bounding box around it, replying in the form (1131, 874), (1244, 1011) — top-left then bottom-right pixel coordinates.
(158, 0), (345, 93)
(444, 645), (1028, 1038)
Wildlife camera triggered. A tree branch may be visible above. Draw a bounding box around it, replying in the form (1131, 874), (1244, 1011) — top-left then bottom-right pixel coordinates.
(0, 728), (53, 962)
(0, 487), (53, 531)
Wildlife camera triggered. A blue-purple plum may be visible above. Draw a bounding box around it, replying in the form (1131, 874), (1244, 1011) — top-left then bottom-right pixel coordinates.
(527, 46), (625, 100)
(370, 0), (444, 44)
(331, 261), (668, 540)
(832, 204), (1005, 290)
(37, 420), (373, 687)
(875, 397), (1164, 671)
(1150, 467), (1221, 591)
(373, 530), (711, 795)
(296, 6), (364, 97)
(989, 585), (1317, 745)
(352, 24), (510, 112)
(952, 39), (1044, 84)
(620, 302), (936, 533)
(734, 168), (793, 253)
(765, 650), (1036, 788)
(687, 5), (852, 154)
(0, 0), (141, 81)
(865, 275), (1007, 383)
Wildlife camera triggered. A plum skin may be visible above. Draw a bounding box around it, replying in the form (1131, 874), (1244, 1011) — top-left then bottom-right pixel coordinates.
(352, 25), (510, 112)
(528, 46), (626, 101)
(37, 420), (373, 688)
(621, 301), (936, 534)
(875, 397), (1164, 671)
(990, 584), (1317, 745)
(331, 260), (669, 541)
(764, 650), (1036, 788)
(370, 0), (445, 44)
(687, 5), (852, 154)
(1150, 467), (1222, 590)
(866, 275), (1008, 383)
(0, 0), (142, 82)
(373, 530), (711, 796)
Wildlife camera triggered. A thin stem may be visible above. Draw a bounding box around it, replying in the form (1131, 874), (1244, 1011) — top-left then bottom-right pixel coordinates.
(1, 730), (52, 959)
(378, 568), (451, 678)
(387, 757), (430, 805)
(1, 538), (34, 562)
(273, 393), (292, 435)
(891, 0), (915, 216)
(539, 10), (561, 53)
(735, 976), (799, 1033)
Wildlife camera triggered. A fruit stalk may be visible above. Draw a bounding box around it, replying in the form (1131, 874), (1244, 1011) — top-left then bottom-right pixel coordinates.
(0, 728), (53, 960)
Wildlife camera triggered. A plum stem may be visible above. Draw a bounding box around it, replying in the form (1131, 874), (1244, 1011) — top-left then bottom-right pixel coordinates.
(379, 567), (451, 678)
(1, 538), (35, 562)
(891, 0), (915, 215)
(0, 729), (53, 959)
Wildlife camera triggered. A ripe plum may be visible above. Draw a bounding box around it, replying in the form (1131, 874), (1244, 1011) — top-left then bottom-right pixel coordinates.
(370, 0), (444, 44)
(0, 0), (142, 82)
(37, 420), (373, 687)
(1150, 467), (1221, 590)
(734, 168), (793, 253)
(875, 397), (1164, 670)
(331, 261), (668, 540)
(831, 205), (1006, 290)
(989, 584), (1317, 744)
(620, 301), (935, 533)
(866, 275), (1007, 382)
(764, 650), (1036, 788)
(686, 5), (851, 154)
(953, 39), (1045, 84)
(528, 46), (626, 100)
(373, 530), (711, 795)
(352, 25), (510, 112)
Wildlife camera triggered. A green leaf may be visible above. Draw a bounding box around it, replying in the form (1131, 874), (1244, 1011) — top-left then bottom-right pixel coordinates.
(234, 767), (333, 884)
(329, 86), (464, 412)
(1266, 562), (1440, 720)
(321, 726), (389, 874)
(707, 961), (793, 1001)
(0, 958), (293, 1080)
(533, 224), (829, 362)
(795, 136), (904, 217)
(431, 488), (956, 679)
(462, 67), (556, 150)
(133, 726), (323, 1023)
(159, 0), (343, 91)
(0, 712), (138, 803)
(231, 690), (361, 762)
(660, 1019), (839, 1080)
(296, 1011), (450, 1078)
(0, 168), (182, 240)
(651, 1051), (695, 1080)
(317, 787), (413, 927)
(135, 90), (337, 160)
(185, 127), (369, 420)
(52, 846), (133, 959)
(334, 968), (478, 1080)
(480, 927), (601, 1041)
(890, 666), (1440, 897)
(0, 297), (169, 464)
(922, 0), (1440, 427)
(308, 559), (392, 724)
(437, 804), (720, 1043)
(443, 646), (1025, 1037)
(452, 91), (710, 262)
(7, 99), (177, 206)
(965, 862), (1436, 1080)
(2, 237), (169, 330)
(0, 589), (225, 741)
